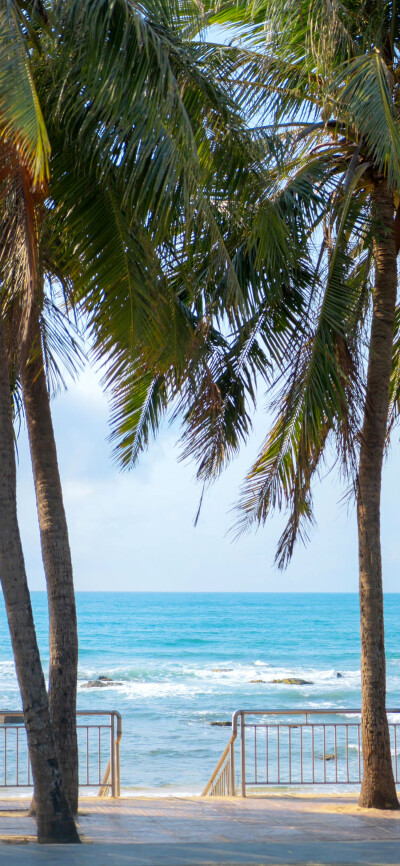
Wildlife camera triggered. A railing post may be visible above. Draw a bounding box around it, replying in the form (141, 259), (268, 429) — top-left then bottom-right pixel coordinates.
(230, 737), (235, 796)
(116, 713), (122, 797)
(241, 712), (246, 797)
(110, 713), (116, 797)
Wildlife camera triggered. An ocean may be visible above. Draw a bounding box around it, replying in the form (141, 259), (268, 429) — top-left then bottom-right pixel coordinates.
(0, 592), (399, 794)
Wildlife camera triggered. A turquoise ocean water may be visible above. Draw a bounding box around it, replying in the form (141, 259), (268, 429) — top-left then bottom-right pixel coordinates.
(0, 592), (399, 794)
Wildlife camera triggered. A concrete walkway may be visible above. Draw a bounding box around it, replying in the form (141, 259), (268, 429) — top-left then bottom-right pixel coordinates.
(0, 794), (399, 864)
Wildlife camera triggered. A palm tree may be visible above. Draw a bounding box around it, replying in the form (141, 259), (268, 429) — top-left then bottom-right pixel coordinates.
(203, 0), (400, 809)
(0, 0), (79, 841)
(3, 0), (259, 814)
(20, 310), (80, 815)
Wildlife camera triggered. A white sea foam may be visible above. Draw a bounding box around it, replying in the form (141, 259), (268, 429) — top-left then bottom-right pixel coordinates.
(77, 663), (368, 690)
(73, 660), (377, 708)
(0, 661), (17, 677)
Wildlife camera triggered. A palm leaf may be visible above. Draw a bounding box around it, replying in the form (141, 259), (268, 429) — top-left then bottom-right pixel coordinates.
(331, 53), (400, 190)
(0, 1), (49, 186)
(234, 164), (368, 561)
(107, 361), (169, 469)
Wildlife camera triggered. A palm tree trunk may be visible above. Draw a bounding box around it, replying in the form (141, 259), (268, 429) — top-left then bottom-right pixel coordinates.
(21, 312), (79, 814)
(358, 181), (399, 809)
(0, 313), (79, 842)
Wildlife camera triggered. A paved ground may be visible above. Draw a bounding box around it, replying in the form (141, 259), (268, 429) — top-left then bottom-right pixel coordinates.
(0, 794), (398, 864)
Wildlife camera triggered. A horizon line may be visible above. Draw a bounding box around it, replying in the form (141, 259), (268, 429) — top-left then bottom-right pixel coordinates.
(26, 589), (400, 595)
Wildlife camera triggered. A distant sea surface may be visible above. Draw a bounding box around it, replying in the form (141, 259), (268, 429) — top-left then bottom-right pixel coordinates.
(0, 592), (399, 794)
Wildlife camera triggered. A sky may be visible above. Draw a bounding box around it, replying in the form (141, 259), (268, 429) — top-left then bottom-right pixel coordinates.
(14, 365), (400, 593)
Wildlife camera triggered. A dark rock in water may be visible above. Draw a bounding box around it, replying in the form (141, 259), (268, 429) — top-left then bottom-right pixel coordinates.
(336, 672), (343, 678)
(210, 721), (232, 727)
(249, 679), (266, 683)
(271, 678), (313, 685)
(81, 678), (123, 688)
(323, 753), (335, 761)
(213, 668), (233, 672)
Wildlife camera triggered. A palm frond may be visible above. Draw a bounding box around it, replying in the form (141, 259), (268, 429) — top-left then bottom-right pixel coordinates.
(39, 294), (86, 396)
(388, 306), (400, 432)
(44, 0), (252, 217)
(332, 52), (400, 190)
(177, 325), (259, 481)
(233, 165), (368, 561)
(0, 1), (50, 186)
(107, 360), (169, 469)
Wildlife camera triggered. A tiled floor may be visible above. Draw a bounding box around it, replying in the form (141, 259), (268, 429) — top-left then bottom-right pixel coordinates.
(0, 794), (399, 864)
(75, 794), (400, 843)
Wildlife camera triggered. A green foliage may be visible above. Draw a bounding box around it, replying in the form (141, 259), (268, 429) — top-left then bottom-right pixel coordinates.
(0, 1), (49, 187)
(0, 0), (264, 444)
(188, 0), (400, 565)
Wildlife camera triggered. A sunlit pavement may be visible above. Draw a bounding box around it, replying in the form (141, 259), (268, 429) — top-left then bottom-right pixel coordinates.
(0, 794), (399, 864)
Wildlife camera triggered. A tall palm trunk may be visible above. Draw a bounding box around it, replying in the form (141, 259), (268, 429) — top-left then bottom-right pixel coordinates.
(21, 312), (79, 814)
(358, 181), (399, 809)
(0, 313), (79, 842)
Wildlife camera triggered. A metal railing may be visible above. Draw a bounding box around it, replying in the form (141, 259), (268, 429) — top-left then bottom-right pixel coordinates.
(203, 708), (400, 797)
(0, 710), (122, 797)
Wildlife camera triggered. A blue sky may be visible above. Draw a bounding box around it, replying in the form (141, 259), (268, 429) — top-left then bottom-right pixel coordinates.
(14, 366), (400, 593)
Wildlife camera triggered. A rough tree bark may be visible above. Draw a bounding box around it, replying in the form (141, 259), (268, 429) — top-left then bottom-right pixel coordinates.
(21, 311), (79, 814)
(358, 180), (400, 809)
(0, 313), (80, 842)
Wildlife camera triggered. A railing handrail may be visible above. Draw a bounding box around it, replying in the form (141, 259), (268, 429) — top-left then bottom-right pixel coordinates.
(232, 707), (400, 733)
(205, 708), (400, 798)
(0, 710), (122, 719)
(233, 707), (400, 719)
(202, 733), (237, 796)
(0, 709), (122, 797)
